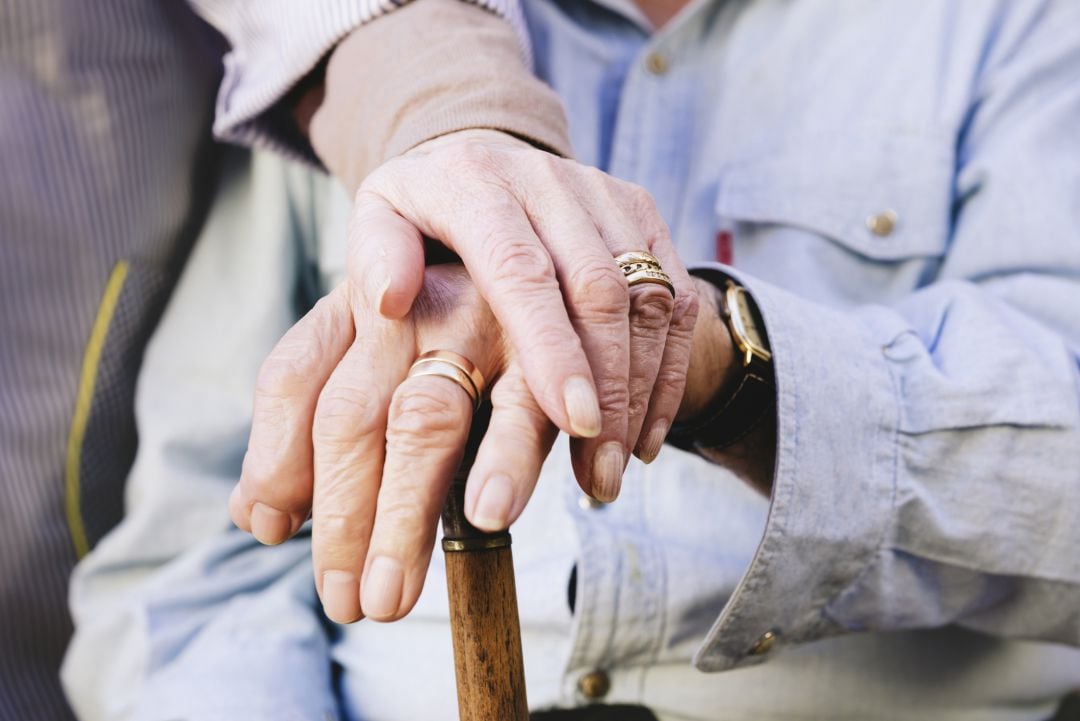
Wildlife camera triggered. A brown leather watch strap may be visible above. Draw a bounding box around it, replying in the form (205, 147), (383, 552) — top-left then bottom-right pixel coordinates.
(666, 365), (774, 452)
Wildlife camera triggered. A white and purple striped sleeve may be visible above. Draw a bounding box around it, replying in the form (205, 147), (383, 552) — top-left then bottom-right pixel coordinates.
(186, 0), (530, 163)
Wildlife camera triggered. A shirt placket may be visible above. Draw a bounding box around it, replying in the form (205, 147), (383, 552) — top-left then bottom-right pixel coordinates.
(554, 0), (715, 708)
(562, 461), (665, 706)
(608, 13), (711, 261)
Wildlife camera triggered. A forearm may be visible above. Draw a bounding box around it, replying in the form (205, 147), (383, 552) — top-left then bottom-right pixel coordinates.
(676, 277), (734, 423)
(308, 0), (572, 193)
(185, 0), (560, 168)
(688, 264), (1080, 673)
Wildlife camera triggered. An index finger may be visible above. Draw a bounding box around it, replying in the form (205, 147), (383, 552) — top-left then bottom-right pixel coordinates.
(368, 185), (604, 441)
(311, 311), (413, 624)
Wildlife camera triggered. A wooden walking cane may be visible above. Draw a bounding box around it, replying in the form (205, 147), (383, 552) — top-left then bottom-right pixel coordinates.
(441, 403), (530, 721)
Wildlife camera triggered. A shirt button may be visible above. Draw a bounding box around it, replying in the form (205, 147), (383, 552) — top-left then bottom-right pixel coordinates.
(748, 629), (779, 656)
(578, 494), (605, 510)
(645, 51), (670, 75)
(866, 209), (899, 237)
(578, 670), (611, 700)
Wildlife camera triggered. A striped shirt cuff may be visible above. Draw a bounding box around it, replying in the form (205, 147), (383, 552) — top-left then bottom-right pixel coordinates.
(192, 0), (530, 164)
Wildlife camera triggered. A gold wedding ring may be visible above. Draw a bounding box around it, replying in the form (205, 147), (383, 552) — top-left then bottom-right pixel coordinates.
(407, 350), (486, 410)
(614, 250), (675, 298)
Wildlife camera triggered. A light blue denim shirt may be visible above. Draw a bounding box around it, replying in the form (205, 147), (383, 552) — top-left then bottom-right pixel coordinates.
(64, 1), (1080, 719)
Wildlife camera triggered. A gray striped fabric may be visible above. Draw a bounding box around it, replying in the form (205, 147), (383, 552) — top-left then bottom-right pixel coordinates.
(0, 0), (519, 717)
(0, 2), (224, 717)
(191, 0), (529, 165)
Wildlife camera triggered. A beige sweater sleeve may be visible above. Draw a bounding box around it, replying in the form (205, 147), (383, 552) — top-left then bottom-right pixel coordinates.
(308, 0), (573, 194)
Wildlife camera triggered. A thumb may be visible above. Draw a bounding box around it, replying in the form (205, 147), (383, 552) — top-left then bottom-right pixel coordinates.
(348, 190), (425, 319)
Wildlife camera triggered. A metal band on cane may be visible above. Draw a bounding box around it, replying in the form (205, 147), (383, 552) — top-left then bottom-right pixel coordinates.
(442, 534), (512, 552)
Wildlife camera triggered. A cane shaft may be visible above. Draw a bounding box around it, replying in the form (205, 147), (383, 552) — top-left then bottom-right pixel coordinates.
(445, 544), (528, 721)
(442, 405), (528, 721)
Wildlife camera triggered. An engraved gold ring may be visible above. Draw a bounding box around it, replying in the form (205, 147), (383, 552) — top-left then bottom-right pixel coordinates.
(614, 250), (675, 298)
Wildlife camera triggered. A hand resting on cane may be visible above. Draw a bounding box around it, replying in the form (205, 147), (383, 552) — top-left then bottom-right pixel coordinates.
(228, 259), (771, 625)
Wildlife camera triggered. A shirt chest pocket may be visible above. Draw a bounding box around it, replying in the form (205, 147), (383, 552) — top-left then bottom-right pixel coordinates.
(713, 134), (955, 306)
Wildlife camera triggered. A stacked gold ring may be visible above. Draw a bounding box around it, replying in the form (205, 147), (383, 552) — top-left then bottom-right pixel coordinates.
(614, 250), (675, 298)
(407, 349), (486, 410)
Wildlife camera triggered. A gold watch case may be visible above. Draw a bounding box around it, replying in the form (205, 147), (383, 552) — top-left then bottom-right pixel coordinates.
(723, 282), (771, 367)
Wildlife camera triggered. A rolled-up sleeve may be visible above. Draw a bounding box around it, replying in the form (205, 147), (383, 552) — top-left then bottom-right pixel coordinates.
(185, 0), (530, 162)
(693, 1), (1080, 672)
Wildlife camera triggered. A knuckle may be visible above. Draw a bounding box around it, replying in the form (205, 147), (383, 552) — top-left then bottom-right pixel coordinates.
(487, 237), (557, 288)
(619, 182), (670, 242)
(490, 374), (541, 415)
(239, 448), (278, 493)
(630, 288), (674, 333)
(672, 290), (700, 331)
(443, 138), (503, 177)
(624, 181), (661, 217)
(348, 189), (385, 225)
(241, 450), (313, 510)
(373, 485), (433, 529)
(655, 350), (693, 394)
(596, 377), (631, 416)
(529, 152), (569, 187)
(653, 364), (689, 399)
(314, 507), (371, 552)
(314, 383), (381, 445)
(525, 324), (578, 364)
(386, 382), (467, 455)
(255, 347), (316, 402)
(566, 263), (629, 319)
(357, 168), (388, 194)
(248, 399), (288, 446)
(516, 327), (587, 406)
(626, 181), (656, 212)
(627, 392), (650, 421)
(491, 392), (550, 438)
(578, 163), (616, 190)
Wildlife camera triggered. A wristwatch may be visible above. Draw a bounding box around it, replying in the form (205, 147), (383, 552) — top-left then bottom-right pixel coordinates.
(667, 271), (775, 453)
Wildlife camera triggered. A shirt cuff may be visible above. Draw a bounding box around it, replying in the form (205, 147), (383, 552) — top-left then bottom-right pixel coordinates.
(206, 0), (531, 165)
(688, 263), (904, 671)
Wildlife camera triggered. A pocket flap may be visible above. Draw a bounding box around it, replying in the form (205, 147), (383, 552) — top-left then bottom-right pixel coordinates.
(714, 133), (954, 261)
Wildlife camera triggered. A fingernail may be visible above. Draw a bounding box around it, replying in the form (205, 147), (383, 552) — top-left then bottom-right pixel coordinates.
(591, 441), (626, 503)
(362, 556), (404, 620)
(321, 570), (361, 624)
(563, 376), (602, 438)
(250, 503), (292, 545)
(472, 475), (514, 531)
(637, 421), (669, 464)
(228, 486), (250, 532)
(375, 274), (393, 316)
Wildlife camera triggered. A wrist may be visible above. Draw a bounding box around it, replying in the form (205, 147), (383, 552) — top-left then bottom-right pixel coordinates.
(408, 128), (532, 156)
(676, 277), (739, 422)
(668, 271), (776, 462)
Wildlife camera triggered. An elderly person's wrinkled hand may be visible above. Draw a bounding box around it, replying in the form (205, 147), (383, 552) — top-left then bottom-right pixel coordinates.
(231, 132), (697, 521)
(228, 259), (730, 624)
(352, 129), (699, 482)
(232, 264), (534, 623)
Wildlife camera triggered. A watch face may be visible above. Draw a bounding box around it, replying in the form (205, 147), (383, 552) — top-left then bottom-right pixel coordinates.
(727, 285), (772, 362)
